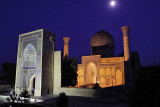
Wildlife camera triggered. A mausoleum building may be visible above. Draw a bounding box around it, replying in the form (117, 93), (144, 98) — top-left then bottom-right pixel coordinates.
(77, 27), (130, 87)
(15, 26), (132, 97)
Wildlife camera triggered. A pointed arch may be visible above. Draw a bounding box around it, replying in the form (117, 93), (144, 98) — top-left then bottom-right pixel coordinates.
(86, 62), (97, 84)
(28, 74), (36, 94)
(23, 44), (37, 68)
(78, 76), (84, 86)
(78, 69), (84, 76)
(99, 68), (105, 76)
(106, 68), (111, 76)
(100, 77), (105, 87)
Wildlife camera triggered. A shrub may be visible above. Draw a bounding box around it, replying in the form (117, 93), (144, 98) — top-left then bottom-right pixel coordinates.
(93, 83), (100, 89)
(19, 88), (31, 104)
(6, 90), (19, 104)
(56, 92), (69, 107)
(5, 88), (31, 107)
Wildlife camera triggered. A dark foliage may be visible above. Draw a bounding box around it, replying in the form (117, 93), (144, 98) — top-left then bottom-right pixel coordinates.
(62, 55), (70, 87)
(70, 56), (78, 86)
(6, 90), (19, 104)
(19, 88), (31, 104)
(56, 92), (69, 107)
(62, 55), (78, 87)
(93, 83), (100, 89)
(129, 64), (160, 107)
(1, 63), (16, 85)
(5, 88), (31, 107)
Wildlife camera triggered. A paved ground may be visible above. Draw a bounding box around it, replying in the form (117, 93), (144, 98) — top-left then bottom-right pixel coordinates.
(33, 94), (129, 107)
(0, 92), (129, 107)
(70, 102), (128, 107)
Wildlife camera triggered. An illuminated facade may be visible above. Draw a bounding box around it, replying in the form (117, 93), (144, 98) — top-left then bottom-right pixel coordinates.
(15, 26), (131, 97)
(77, 56), (125, 87)
(77, 26), (130, 87)
(15, 29), (56, 96)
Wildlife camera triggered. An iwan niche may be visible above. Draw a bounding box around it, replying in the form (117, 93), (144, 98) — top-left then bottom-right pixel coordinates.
(15, 29), (56, 96)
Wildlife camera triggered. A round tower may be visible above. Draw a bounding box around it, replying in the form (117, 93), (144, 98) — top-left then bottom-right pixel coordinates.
(63, 37), (70, 57)
(121, 26), (130, 61)
(121, 26), (131, 85)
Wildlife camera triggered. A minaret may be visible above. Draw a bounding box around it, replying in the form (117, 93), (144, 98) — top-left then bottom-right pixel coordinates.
(121, 26), (131, 85)
(63, 37), (70, 57)
(121, 26), (130, 61)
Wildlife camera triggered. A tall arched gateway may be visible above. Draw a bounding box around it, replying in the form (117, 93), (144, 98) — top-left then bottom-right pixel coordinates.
(86, 62), (97, 84)
(23, 44), (36, 94)
(15, 29), (56, 96)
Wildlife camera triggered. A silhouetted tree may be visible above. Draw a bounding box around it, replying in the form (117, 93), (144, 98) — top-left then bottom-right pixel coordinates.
(56, 92), (69, 107)
(61, 55), (78, 87)
(70, 56), (78, 86)
(1, 63), (16, 85)
(129, 65), (160, 107)
(19, 88), (31, 104)
(62, 55), (71, 87)
(5, 88), (31, 106)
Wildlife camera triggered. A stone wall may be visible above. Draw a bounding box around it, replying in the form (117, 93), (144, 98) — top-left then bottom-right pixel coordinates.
(0, 85), (14, 92)
(55, 87), (96, 97)
(52, 51), (125, 97)
(54, 86), (125, 97)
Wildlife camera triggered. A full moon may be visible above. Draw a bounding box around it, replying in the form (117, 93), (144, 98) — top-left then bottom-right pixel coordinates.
(110, 1), (116, 7)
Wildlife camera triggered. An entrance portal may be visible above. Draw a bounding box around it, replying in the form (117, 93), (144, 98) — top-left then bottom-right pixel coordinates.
(86, 62), (97, 84)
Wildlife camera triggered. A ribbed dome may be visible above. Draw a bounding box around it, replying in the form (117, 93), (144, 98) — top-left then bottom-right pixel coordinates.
(91, 30), (114, 47)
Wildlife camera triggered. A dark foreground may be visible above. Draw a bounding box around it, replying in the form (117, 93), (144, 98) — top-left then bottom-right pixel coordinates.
(0, 92), (129, 107)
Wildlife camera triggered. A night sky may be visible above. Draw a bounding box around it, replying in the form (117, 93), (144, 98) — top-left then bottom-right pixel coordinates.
(0, 0), (160, 70)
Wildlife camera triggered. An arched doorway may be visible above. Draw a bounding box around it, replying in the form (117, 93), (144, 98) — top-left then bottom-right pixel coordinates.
(29, 74), (36, 96)
(32, 77), (35, 95)
(86, 62), (97, 84)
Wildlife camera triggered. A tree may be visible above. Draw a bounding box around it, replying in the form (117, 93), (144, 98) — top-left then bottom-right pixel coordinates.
(61, 55), (78, 87)
(5, 88), (31, 106)
(129, 65), (160, 107)
(56, 92), (69, 107)
(62, 55), (71, 87)
(70, 56), (78, 86)
(1, 63), (16, 85)
(19, 88), (31, 104)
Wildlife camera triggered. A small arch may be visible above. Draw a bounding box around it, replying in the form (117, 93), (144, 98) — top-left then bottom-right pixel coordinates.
(106, 77), (112, 87)
(99, 68), (105, 76)
(78, 69), (84, 76)
(106, 78), (109, 86)
(112, 68), (115, 76)
(99, 77), (106, 87)
(78, 77), (84, 86)
(106, 68), (111, 76)
(112, 79), (116, 86)
(116, 70), (122, 85)
(109, 78), (112, 86)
